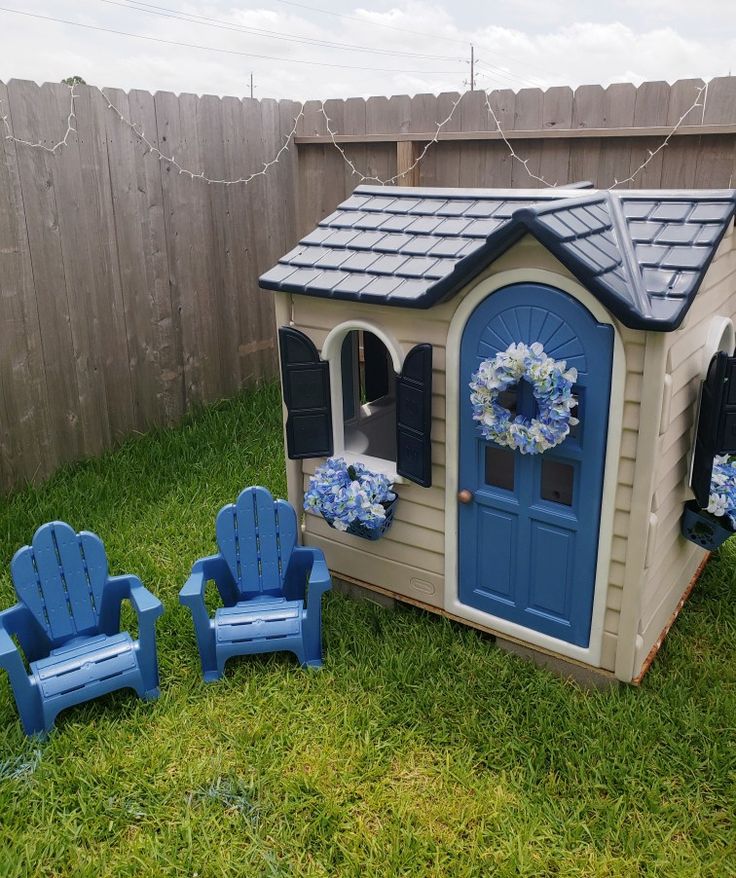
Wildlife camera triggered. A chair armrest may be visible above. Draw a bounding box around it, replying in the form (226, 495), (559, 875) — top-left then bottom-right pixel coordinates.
(0, 620), (20, 662)
(100, 575), (163, 640)
(128, 576), (164, 618)
(0, 608), (32, 689)
(308, 553), (331, 600)
(107, 575), (163, 619)
(179, 555), (235, 606)
(0, 604), (48, 663)
(180, 568), (205, 603)
(283, 547), (332, 606)
(298, 547), (332, 609)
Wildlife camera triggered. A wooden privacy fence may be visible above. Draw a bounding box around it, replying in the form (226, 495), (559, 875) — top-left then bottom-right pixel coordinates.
(0, 77), (735, 492)
(0, 79), (301, 491)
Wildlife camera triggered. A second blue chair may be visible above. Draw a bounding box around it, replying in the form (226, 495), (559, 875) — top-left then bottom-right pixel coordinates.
(179, 486), (331, 680)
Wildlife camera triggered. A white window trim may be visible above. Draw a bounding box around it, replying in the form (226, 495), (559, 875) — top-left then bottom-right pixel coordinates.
(321, 320), (407, 483)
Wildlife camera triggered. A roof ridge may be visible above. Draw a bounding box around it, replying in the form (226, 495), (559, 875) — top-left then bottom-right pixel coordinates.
(604, 192), (653, 321)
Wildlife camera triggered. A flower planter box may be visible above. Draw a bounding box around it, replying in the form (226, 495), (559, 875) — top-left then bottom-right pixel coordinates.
(681, 500), (735, 550)
(323, 496), (398, 541)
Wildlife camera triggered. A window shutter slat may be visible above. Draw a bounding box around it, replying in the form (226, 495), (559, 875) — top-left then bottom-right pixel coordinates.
(278, 326), (333, 460)
(691, 350), (736, 507)
(396, 344), (433, 487)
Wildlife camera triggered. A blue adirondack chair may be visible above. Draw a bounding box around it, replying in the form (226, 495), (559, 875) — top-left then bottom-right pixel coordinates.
(0, 521), (163, 736)
(179, 486), (331, 680)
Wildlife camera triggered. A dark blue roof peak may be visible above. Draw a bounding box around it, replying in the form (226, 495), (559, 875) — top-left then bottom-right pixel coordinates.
(260, 185), (736, 331)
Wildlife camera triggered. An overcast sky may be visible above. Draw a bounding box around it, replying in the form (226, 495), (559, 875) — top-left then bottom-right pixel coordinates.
(0, 1), (733, 100)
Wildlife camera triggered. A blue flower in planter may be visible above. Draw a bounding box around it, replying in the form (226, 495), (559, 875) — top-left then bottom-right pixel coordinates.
(707, 454), (736, 528)
(304, 458), (396, 532)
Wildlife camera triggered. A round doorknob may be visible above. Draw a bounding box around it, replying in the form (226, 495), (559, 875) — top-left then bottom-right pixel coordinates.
(457, 489), (474, 504)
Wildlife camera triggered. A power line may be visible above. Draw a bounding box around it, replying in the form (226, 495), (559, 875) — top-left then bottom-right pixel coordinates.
(0, 7), (463, 75)
(472, 62), (543, 90)
(101, 0), (462, 62)
(269, 0), (553, 81)
(474, 63), (546, 90)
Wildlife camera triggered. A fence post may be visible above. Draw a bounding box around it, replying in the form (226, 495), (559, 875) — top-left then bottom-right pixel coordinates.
(396, 140), (420, 186)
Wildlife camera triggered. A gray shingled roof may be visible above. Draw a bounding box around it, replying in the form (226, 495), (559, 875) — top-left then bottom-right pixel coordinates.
(259, 185), (736, 331)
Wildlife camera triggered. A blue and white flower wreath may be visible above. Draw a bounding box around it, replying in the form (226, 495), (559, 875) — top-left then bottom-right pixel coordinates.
(469, 342), (579, 455)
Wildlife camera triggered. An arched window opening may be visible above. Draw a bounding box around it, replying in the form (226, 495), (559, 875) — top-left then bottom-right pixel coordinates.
(340, 329), (397, 463)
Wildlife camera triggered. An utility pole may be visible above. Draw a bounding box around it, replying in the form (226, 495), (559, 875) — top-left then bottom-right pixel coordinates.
(249, 72), (254, 99)
(470, 44), (475, 91)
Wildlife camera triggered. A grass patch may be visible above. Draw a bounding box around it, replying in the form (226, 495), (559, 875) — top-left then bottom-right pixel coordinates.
(0, 381), (735, 877)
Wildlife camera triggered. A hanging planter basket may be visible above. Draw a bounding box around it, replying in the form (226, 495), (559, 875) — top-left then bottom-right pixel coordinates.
(681, 500), (735, 551)
(304, 458), (398, 542)
(323, 495), (399, 541)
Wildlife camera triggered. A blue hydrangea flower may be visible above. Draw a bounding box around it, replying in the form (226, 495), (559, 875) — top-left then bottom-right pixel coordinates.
(707, 454), (736, 528)
(304, 458), (396, 531)
(469, 342), (578, 454)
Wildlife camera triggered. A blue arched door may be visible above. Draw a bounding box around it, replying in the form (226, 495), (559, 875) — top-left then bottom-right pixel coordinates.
(458, 283), (613, 647)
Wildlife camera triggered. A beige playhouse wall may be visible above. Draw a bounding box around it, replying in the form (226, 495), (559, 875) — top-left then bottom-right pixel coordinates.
(632, 226), (736, 678)
(284, 290), (454, 610)
(275, 237), (648, 674)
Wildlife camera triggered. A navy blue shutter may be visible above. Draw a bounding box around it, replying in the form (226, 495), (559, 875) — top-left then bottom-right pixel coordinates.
(692, 350), (736, 507)
(278, 326), (333, 460)
(396, 344), (433, 487)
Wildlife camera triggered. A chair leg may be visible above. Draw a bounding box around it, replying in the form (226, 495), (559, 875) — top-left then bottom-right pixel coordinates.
(19, 701), (49, 738)
(137, 624), (161, 696)
(302, 611), (325, 669)
(290, 645), (306, 667)
(210, 650), (228, 682)
(184, 609), (220, 682)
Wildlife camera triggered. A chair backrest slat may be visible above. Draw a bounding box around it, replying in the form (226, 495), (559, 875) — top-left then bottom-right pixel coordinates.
(215, 487), (296, 598)
(253, 487), (279, 588)
(274, 499), (298, 581)
(11, 522), (107, 645)
(235, 489), (261, 589)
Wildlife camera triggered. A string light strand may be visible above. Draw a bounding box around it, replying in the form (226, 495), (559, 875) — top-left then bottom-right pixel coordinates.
(483, 89), (556, 188)
(319, 91), (465, 186)
(610, 84), (708, 189)
(0, 79), (715, 194)
(101, 88), (304, 185)
(1, 85), (78, 153)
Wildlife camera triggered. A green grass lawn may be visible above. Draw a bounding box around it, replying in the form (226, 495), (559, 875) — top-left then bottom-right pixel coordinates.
(0, 382), (735, 877)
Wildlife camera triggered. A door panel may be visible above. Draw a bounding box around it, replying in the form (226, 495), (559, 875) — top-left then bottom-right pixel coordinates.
(477, 507), (516, 604)
(458, 283), (613, 648)
(528, 521), (574, 618)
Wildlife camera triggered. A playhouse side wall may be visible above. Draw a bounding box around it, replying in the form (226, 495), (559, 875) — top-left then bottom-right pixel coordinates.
(277, 239), (645, 674)
(633, 227), (736, 678)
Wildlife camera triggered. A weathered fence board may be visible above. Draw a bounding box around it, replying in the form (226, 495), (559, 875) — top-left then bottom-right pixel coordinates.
(0, 76), (734, 492)
(0, 81), (49, 481)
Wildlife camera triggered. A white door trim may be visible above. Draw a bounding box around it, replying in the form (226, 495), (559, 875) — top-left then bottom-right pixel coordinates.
(444, 269), (626, 666)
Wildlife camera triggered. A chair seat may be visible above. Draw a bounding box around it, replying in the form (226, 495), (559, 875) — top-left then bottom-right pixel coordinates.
(215, 598), (304, 644)
(31, 632), (137, 699)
